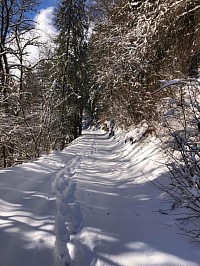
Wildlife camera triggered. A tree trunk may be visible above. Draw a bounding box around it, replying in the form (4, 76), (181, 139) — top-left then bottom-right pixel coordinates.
(79, 108), (83, 135)
(73, 113), (78, 139)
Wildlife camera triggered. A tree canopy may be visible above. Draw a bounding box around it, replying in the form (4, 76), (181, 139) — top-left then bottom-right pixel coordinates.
(1, 0), (200, 167)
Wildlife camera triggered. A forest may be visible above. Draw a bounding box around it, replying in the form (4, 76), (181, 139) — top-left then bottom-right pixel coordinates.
(1, 0), (200, 250)
(0, 0), (200, 167)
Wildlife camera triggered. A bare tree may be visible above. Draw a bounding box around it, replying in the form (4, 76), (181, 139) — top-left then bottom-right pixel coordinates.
(156, 79), (200, 241)
(0, 0), (43, 167)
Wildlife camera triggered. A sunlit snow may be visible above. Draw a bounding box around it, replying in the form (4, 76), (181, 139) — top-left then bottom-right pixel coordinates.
(0, 129), (200, 266)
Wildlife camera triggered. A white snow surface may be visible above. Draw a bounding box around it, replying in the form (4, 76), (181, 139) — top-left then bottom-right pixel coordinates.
(0, 129), (200, 266)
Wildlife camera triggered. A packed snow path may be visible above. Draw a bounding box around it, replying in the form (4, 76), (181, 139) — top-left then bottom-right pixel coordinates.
(0, 130), (200, 266)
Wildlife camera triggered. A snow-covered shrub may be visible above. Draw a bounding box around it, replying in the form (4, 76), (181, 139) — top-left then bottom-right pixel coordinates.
(159, 79), (200, 241)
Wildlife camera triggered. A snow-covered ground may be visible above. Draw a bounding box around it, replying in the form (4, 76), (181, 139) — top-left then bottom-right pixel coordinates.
(0, 129), (200, 266)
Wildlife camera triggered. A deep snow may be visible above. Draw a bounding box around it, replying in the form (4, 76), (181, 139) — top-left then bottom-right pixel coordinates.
(0, 129), (200, 266)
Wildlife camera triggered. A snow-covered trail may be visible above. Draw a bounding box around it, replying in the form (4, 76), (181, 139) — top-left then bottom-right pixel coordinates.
(0, 130), (200, 266)
(0, 149), (74, 266)
(73, 131), (200, 266)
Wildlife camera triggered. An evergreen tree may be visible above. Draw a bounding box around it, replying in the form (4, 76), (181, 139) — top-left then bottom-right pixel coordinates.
(54, 0), (89, 148)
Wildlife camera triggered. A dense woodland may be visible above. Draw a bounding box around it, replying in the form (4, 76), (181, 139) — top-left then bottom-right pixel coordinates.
(0, 0), (200, 168)
(1, 0), (200, 242)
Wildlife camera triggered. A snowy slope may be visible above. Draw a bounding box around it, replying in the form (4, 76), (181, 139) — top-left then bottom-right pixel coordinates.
(0, 130), (200, 266)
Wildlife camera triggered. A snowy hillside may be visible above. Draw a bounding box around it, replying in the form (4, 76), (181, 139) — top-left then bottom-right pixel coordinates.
(0, 129), (200, 266)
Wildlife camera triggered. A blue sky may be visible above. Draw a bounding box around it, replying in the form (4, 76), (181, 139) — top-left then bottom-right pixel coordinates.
(28, 0), (57, 20)
(39, 0), (57, 10)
